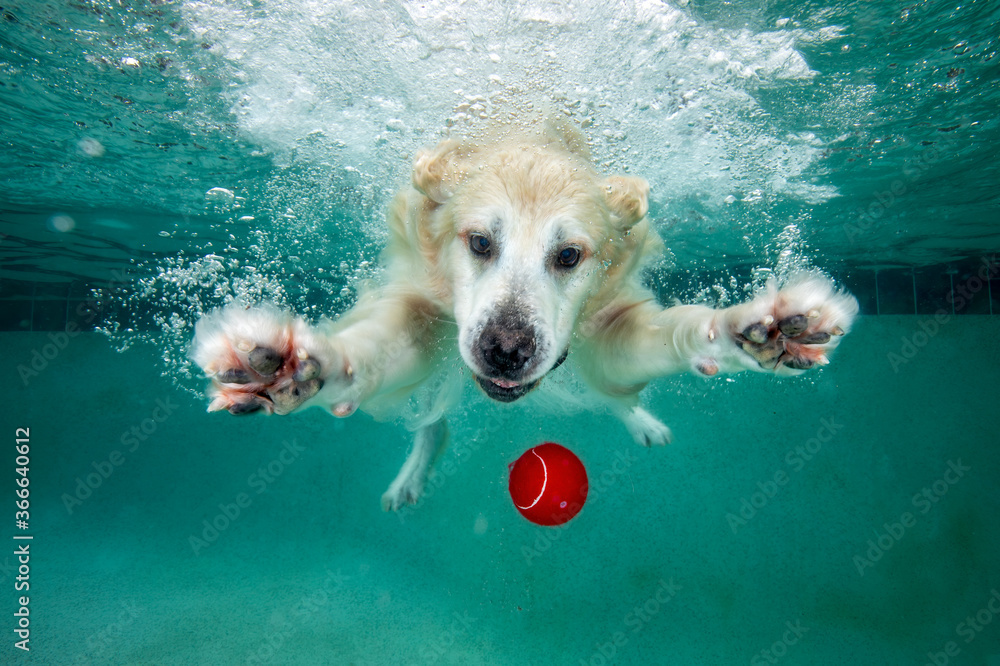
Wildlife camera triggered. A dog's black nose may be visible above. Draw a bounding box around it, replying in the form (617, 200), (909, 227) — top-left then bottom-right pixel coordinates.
(478, 325), (536, 376)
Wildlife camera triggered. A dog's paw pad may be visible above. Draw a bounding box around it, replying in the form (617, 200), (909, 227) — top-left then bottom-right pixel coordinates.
(331, 401), (358, 418)
(742, 322), (769, 344)
(293, 358), (322, 382)
(226, 398), (265, 416)
(737, 314), (840, 372)
(267, 378), (324, 415)
(216, 367), (252, 384)
(247, 346), (282, 375)
(777, 314), (808, 337)
(695, 358), (719, 376)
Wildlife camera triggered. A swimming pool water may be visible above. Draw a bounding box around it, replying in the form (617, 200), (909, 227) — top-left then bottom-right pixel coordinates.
(4, 319), (1000, 664)
(2, 0), (999, 664)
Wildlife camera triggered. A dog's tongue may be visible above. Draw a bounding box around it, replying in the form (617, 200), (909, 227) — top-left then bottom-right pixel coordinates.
(491, 378), (520, 389)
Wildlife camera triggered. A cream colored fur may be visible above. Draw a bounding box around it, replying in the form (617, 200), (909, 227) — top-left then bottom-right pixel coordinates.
(190, 117), (859, 511)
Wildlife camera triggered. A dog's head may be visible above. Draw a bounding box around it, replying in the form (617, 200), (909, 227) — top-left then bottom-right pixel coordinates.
(412, 126), (655, 402)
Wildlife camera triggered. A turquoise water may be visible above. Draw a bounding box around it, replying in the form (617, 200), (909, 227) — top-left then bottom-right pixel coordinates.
(4, 322), (1000, 664)
(2, 1), (1000, 664)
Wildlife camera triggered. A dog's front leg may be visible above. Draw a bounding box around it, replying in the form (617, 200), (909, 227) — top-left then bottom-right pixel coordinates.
(580, 274), (858, 444)
(583, 273), (858, 388)
(381, 417), (449, 512)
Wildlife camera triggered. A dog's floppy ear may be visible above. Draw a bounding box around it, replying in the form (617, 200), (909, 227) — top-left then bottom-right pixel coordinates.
(603, 175), (649, 230)
(412, 139), (468, 204)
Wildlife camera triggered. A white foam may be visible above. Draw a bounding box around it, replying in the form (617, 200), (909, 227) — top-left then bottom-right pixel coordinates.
(182, 0), (846, 214)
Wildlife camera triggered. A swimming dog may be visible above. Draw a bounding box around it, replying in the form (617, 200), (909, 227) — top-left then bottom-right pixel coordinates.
(190, 118), (859, 511)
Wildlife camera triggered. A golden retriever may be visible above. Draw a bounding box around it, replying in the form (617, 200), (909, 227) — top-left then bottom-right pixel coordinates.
(191, 117), (859, 511)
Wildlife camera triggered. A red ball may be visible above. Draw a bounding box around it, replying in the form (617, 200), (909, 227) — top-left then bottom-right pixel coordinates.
(508, 442), (588, 526)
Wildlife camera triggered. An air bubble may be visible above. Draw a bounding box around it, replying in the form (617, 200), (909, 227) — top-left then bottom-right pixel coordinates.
(77, 137), (105, 157)
(48, 214), (75, 233)
(473, 514), (489, 534)
(205, 187), (235, 207)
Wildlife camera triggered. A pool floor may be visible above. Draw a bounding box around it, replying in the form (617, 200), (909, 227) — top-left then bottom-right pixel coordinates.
(2, 316), (999, 664)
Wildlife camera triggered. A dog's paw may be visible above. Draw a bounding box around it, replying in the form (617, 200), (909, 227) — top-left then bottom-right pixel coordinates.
(621, 406), (673, 447)
(190, 304), (356, 416)
(726, 273), (859, 375)
(381, 474), (426, 512)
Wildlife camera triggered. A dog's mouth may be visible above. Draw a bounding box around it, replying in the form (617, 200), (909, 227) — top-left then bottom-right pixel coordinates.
(473, 349), (568, 403)
(474, 375), (540, 402)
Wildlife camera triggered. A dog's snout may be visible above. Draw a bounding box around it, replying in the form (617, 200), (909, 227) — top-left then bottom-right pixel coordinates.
(478, 324), (536, 376)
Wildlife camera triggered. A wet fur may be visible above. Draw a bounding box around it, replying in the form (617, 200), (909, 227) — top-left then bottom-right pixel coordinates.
(191, 117), (859, 511)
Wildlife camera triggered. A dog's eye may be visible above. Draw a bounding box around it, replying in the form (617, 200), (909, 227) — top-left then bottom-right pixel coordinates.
(557, 246), (581, 268)
(469, 233), (491, 257)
